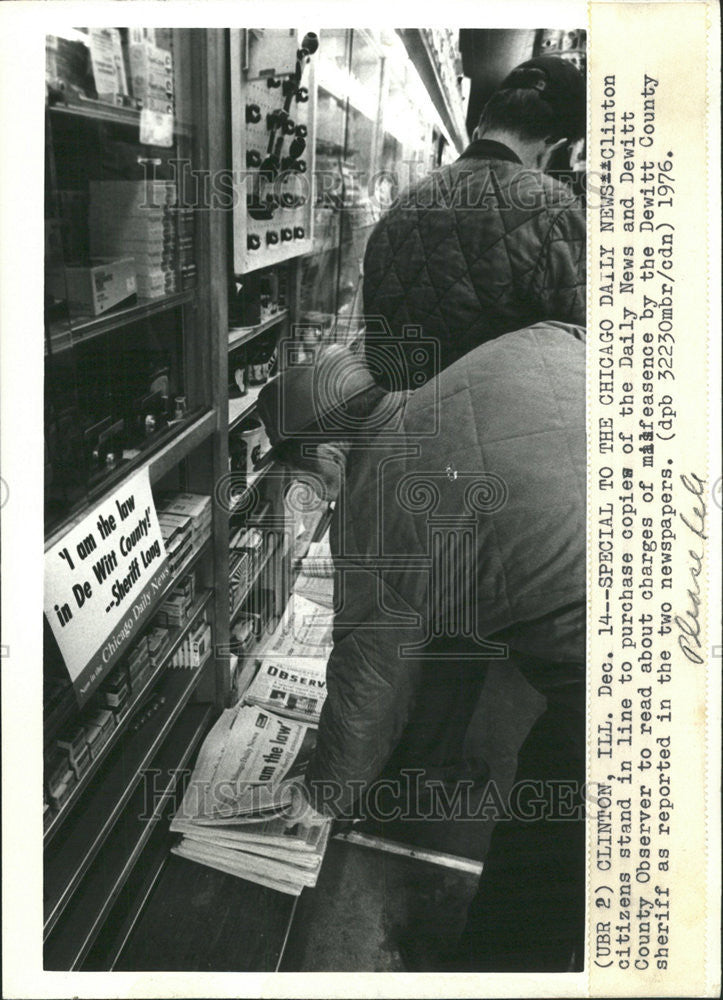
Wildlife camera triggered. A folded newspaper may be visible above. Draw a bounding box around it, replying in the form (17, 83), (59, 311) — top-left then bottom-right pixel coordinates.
(299, 532), (334, 578)
(262, 593), (334, 659)
(293, 528), (335, 608)
(292, 569), (334, 609)
(243, 656), (328, 724)
(171, 702), (331, 895)
(173, 704), (317, 821)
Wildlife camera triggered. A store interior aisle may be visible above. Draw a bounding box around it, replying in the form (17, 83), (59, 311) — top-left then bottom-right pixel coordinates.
(281, 661), (544, 971)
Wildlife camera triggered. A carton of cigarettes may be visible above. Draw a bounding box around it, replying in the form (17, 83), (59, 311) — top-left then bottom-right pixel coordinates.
(84, 707), (116, 759)
(147, 625), (171, 668)
(99, 667), (130, 716)
(46, 750), (77, 811)
(46, 257), (137, 317)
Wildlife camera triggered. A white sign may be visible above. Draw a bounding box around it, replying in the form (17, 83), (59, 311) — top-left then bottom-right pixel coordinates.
(44, 468), (170, 705)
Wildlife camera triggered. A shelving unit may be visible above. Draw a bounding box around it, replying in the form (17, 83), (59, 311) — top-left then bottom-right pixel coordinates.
(45, 588), (213, 844)
(45, 290), (195, 355)
(47, 95), (193, 136)
(44, 653), (212, 938)
(228, 309), (288, 351)
(43, 410), (215, 553)
(42, 27), (232, 972)
(42, 25), (460, 972)
(44, 702), (213, 970)
(228, 384), (264, 431)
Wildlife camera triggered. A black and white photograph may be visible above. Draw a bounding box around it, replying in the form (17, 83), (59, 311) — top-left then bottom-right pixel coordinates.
(1, 6), (720, 996)
(35, 23), (589, 975)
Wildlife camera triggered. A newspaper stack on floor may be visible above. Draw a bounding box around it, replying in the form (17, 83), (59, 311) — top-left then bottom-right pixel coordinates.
(171, 703), (331, 895)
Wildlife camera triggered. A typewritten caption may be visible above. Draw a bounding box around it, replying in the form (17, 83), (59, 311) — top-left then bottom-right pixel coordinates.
(588, 4), (712, 992)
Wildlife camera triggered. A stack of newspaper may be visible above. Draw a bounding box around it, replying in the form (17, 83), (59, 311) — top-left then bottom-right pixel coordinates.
(171, 592), (335, 895)
(171, 704), (331, 895)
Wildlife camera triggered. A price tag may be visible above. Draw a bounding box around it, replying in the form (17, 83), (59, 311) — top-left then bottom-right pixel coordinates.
(139, 108), (174, 147)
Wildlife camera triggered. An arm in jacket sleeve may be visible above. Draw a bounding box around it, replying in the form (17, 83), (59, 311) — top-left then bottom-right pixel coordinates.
(303, 566), (423, 818)
(527, 200), (586, 327)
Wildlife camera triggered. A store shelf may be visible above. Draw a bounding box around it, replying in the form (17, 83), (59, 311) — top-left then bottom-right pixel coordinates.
(44, 536), (212, 744)
(145, 411), (217, 485)
(86, 822), (171, 971)
(112, 852), (299, 971)
(228, 309), (288, 351)
(45, 589), (214, 845)
(44, 410), (216, 553)
(228, 462), (272, 516)
(228, 384), (264, 430)
(396, 29), (468, 153)
(48, 97), (192, 138)
(45, 290), (195, 356)
(44, 649), (213, 939)
(44, 701), (213, 970)
(230, 537), (280, 626)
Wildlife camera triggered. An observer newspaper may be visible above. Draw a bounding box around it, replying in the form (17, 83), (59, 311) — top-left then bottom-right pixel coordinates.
(0, 1), (720, 998)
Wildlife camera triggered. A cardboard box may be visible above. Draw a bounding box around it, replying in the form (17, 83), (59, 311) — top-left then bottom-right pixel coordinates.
(46, 257), (137, 317)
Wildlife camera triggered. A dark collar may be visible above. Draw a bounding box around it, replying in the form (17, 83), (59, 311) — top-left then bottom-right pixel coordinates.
(457, 138), (522, 165)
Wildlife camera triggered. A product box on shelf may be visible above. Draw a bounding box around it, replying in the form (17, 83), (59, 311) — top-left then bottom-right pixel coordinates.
(89, 180), (183, 300)
(46, 31), (95, 97)
(170, 616), (211, 669)
(98, 666), (131, 717)
(46, 257), (137, 317)
(158, 494), (212, 549)
(126, 635), (152, 689)
(46, 749), (78, 811)
(156, 582), (194, 628)
(230, 525), (265, 559)
(55, 724), (87, 763)
(147, 625), (172, 668)
(56, 725), (93, 781)
(84, 707), (116, 759)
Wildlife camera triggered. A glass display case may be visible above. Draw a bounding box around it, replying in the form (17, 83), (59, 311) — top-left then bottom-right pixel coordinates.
(44, 28), (208, 537)
(42, 28), (228, 972)
(299, 29), (455, 346)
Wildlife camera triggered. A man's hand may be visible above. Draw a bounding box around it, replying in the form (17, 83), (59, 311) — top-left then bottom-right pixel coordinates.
(279, 776), (329, 825)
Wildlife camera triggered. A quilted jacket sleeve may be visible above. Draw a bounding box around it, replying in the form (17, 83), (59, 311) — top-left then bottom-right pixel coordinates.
(527, 201), (586, 327)
(303, 566), (424, 818)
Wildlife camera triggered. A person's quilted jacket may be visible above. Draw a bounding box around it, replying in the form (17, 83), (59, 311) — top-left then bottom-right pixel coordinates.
(305, 321), (586, 816)
(362, 140), (586, 389)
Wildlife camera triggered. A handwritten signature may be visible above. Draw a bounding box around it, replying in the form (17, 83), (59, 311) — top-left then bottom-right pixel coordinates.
(675, 471), (706, 664)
